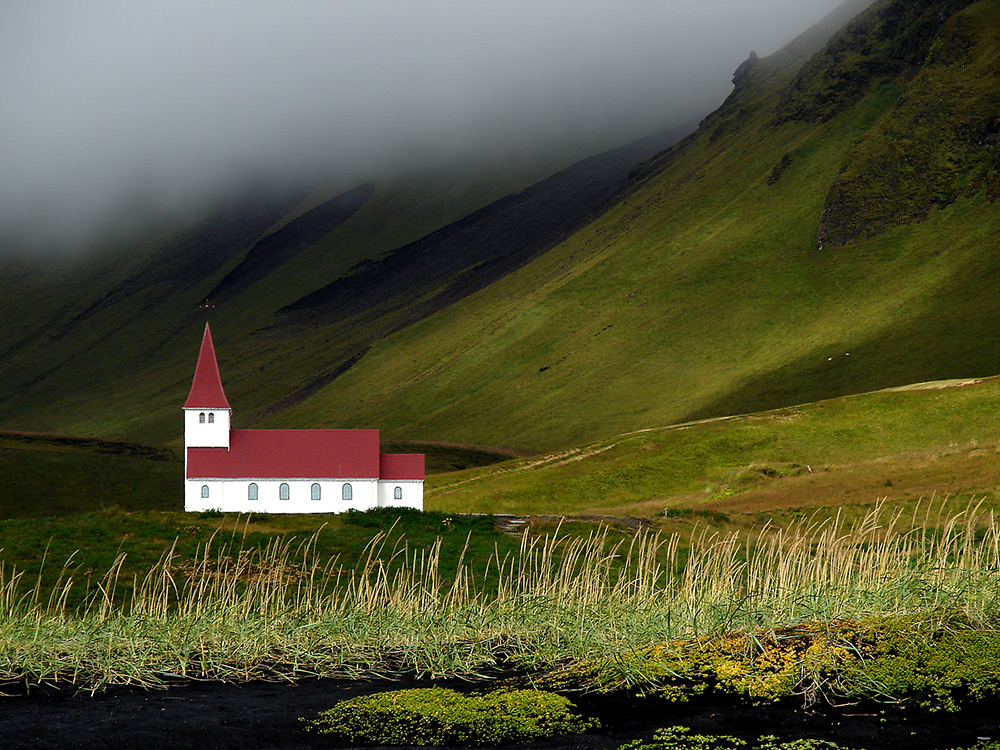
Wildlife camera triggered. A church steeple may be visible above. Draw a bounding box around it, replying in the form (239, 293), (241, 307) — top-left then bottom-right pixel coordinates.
(184, 322), (231, 449)
(184, 322), (230, 409)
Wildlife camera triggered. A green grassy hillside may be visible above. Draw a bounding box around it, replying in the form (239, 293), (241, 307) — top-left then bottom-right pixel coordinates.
(5, 372), (999, 523)
(0, 131), (683, 446)
(272, 0), (1000, 452)
(1, 0), (997, 465)
(425, 376), (1000, 516)
(0, 432), (181, 518)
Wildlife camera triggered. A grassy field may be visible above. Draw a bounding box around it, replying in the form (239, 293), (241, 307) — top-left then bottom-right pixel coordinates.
(0, 508), (525, 611)
(4, 372), (1000, 697)
(0, 432), (181, 519)
(6, 371), (1000, 527)
(3, 501), (1000, 703)
(0, 431), (512, 521)
(425, 377), (1000, 516)
(4, 381), (1000, 716)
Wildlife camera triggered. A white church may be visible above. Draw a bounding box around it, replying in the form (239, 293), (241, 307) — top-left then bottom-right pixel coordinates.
(184, 323), (424, 513)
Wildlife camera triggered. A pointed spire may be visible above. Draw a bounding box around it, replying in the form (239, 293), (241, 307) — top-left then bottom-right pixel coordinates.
(183, 322), (230, 409)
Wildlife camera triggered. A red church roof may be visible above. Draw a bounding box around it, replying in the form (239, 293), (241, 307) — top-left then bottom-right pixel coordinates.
(187, 429), (381, 479)
(379, 453), (426, 481)
(184, 323), (230, 409)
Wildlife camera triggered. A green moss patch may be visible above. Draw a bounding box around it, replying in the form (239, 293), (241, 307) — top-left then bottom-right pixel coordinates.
(842, 617), (1000, 712)
(538, 617), (1000, 712)
(618, 735), (1000, 750)
(303, 686), (599, 745)
(618, 727), (857, 750)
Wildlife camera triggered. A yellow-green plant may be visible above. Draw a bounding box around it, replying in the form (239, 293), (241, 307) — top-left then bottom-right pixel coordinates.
(303, 687), (598, 745)
(616, 727), (855, 750)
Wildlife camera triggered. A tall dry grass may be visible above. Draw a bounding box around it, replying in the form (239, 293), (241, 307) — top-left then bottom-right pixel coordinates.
(1, 503), (999, 689)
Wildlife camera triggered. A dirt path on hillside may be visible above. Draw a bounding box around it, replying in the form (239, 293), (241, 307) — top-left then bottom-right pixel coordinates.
(2, 676), (999, 750)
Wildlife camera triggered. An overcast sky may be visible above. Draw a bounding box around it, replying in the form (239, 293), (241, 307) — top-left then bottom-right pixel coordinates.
(0, 0), (850, 252)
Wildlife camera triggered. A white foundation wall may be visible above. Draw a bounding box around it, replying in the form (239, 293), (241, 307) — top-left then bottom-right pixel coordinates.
(377, 480), (424, 510)
(184, 409), (231, 448)
(185, 478), (379, 513)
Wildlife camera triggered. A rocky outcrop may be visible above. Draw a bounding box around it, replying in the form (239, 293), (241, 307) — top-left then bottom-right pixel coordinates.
(773, 0), (975, 126)
(816, 6), (999, 248)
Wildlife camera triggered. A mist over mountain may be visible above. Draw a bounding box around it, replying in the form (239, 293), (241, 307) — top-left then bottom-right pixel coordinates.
(6, 0), (998, 461)
(1, 0), (849, 253)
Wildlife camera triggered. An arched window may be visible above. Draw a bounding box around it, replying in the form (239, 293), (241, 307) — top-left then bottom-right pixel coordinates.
(279, 483), (290, 501)
(311, 483), (321, 501)
(342, 483), (352, 501)
(208, 413), (215, 424)
(248, 483), (258, 501)
(394, 486), (403, 500)
(199, 413), (206, 423)
(201, 485), (209, 498)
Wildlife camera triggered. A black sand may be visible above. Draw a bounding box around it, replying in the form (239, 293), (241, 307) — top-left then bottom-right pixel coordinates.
(2, 677), (998, 750)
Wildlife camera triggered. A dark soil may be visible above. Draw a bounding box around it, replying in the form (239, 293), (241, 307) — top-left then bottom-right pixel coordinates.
(2, 676), (1000, 750)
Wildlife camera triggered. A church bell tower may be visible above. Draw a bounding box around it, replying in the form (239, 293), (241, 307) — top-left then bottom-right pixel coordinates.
(183, 322), (231, 449)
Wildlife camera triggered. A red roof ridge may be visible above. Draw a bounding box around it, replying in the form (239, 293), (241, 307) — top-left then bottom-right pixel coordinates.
(187, 428), (381, 479)
(183, 322), (231, 409)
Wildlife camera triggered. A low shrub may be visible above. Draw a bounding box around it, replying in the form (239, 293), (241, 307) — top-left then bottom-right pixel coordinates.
(303, 686), (599, 745)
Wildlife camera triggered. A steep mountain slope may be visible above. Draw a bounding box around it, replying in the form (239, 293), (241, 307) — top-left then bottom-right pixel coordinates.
(0, 129), (689, 443)
(0, 163), (572, 440)
(206, 183), (376, 303)
(3, 0), (998, 460)
(266, 0), (1000, 451)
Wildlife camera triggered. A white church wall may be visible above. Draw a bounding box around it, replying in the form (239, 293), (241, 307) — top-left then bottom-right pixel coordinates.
(185, 479), (225, 512)
(185, 478), (379, 514)
(184, 408), (230, 448)
(377, 480), (424, 510)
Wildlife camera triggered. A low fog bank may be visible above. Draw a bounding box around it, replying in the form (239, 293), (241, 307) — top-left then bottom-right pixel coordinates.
(0, 0), (850, 255)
